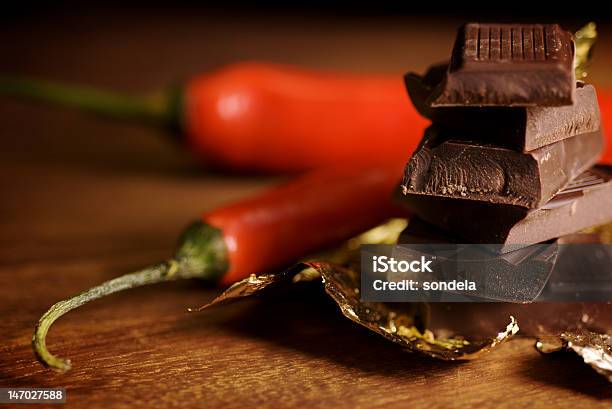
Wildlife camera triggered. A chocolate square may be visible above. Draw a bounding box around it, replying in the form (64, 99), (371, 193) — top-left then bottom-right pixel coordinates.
(430, 23), (575, 107)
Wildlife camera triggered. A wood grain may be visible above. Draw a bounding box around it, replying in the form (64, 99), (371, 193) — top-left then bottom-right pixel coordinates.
(1, 8), (611, 408)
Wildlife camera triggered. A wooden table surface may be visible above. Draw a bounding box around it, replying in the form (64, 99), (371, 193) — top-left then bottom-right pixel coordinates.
(1, 9), (612, 408)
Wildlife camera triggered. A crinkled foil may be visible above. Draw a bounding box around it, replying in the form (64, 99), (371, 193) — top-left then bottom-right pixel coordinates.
(205, 261), (518, 360)
(200, 219), (612, 381)
(574, 22), (598, 80)
(202, 219), (518, 360)
(537, 330), (612, 382)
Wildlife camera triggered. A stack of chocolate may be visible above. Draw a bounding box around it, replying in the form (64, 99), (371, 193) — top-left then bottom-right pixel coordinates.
(399, 23), (612, 251)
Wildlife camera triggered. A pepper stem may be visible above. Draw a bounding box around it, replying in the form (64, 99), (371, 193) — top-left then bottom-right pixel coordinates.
(32, 221), (228, 372)
(33, 261), (178, 371)
(0, 76), (179, 127)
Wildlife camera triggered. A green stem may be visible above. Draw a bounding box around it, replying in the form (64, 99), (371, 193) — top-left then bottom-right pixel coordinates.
(0, 76), (179, 127)
(32, 221), (228, 372)
(33, 261), (177, 371)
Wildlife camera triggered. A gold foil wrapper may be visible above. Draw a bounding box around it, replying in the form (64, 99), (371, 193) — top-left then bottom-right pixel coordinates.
(574, 22), (597, 80)
(537, 329), (612, 382)
(205, 261), (518, 360)
(201, 219), (612, 381)
(202, 219), (518, 360)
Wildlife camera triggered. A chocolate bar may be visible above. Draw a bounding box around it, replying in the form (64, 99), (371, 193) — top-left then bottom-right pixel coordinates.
(539, 232), (612, 301)
(398, 166), (612, 252)
(398, 219), (612, 302)
(401, 125), (603, 209)
(395, 218), (559, 302)
(405, 65), (600, 151)
(429, 23), (575, 107)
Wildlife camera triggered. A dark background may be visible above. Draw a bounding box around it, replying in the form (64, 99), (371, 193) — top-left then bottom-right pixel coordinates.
(4, 2), (612, 20)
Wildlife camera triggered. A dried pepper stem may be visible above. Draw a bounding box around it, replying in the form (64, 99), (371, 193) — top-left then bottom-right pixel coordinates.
(32, 222), (228, 372)
(34, 262), (175, 371)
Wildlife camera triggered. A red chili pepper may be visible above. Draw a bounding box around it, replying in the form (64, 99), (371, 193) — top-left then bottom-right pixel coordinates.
(32, 162), (407, 371)
(2, 62), (611, 171)
(0, 62), (427, 173)
(598, 88), (612, 164)
(182, 62), (427, 171)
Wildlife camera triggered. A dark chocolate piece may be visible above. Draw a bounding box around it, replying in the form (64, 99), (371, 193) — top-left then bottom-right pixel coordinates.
(538, 235), (612, 301)
(405, 65), (600, 151)
(398, 166), (612, 252)
(395, 218), (559, 302)
(430, 23), (575, 107)
(401, 125), (603, 209)
(398, 225), (612, 333)
(398, 218), (612, 302)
